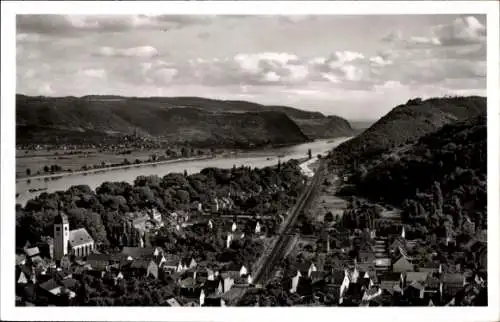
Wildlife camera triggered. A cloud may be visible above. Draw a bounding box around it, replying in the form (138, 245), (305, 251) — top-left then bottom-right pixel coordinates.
(17, 14), (218, 36)
(38, 83), (54, 95)
(95, 46), (158, 58)
(197, 31), (211, 39)
(80, 68), (106, 78)
(382, 15), (486, 48)
(434, 16), (486, 46)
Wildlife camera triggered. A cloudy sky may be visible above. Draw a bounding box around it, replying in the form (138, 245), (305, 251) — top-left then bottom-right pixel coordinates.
(16, 14), (486, 120)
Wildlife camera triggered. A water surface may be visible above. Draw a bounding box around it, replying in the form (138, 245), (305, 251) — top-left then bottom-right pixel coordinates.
(16, 137), (351, 206)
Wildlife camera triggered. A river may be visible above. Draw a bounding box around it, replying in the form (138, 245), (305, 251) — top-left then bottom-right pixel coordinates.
(16, 137), (352, 206)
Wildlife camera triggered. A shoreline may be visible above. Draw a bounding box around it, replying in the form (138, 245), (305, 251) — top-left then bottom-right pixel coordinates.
(15, 155), (216, 183)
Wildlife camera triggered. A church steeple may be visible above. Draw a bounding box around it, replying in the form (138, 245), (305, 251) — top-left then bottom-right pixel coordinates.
(53, 203), (69, 261)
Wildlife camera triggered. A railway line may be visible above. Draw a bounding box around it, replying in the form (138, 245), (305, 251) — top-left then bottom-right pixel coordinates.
(233, 159), (326, 305)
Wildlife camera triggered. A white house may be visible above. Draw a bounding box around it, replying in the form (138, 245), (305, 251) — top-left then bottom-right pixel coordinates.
(231, 222), (237, 232)
(255, 222), (261, 234)
(307, 263), (317, 278)
(223, 276), (234, 293)
(339, 269), (351, 300)
(351, 266), (360, 283)
(226, 233), (233, 249)
(239, 265), (248, 276)
(290, 270), (301, 293)
(208, 219), (213, 230)
(207, 269), (215, 281)
(199, 289), (205, 306)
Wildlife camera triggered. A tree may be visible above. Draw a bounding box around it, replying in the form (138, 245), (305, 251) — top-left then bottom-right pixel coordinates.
(308, 149), (312, 160)
(43, 165), (49, 173)
(26, 168), (31, 176)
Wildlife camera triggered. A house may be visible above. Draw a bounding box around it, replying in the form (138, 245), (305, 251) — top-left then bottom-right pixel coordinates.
(254, 221), (262, 234)
(161, 254), (181, 272)
(179, 277), (202, 298)
(310, 271), (328, 284)
(289, 271), (301, 293)
(233, 276), (250, 287)
(374, 257), (392, 271)
(239, 265), (248, 276)
(358, 250), (376, 265)
(295, 276), (313, 297)
(103, 271), (124, 286)
(221, 287), (245, 305)
(30, 255), (48, 272)
(417, 263), (443, 275)
(441, 273), (466, 297)
(389, 238), (407, 255)
(17, 265), (36, 285)
(16, 254), (27, 266)
(24, 247), (40, 258)
(124, 260), (158, 279)
(323, 270), (349, 301)
(294, 262), (316, 278)
(220, 273), (235, 293)
(121, 247), (163, 261)
(341, 282), (364, 306)
(203, 279), (223, 296)
(86, 253), (113, 271)
(362, 286), (382, 302)
(39, 279), (62, 296)
(163, 297), (182, 307)
(181, 257), (197, 270)
(392, 256), (414, 273)
(379, 272), (403, 295)
(203, 293), (224, 307)
(52, 268), (73, 282)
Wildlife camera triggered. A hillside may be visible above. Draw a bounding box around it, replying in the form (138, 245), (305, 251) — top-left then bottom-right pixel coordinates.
(16, 95), (354, 148)
(342, 112), (486, 246)
(329, 96), (486, 167)
(291, 115), (355, 139)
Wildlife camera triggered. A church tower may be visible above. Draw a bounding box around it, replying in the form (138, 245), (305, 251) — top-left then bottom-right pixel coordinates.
(53, 205), (70, 261)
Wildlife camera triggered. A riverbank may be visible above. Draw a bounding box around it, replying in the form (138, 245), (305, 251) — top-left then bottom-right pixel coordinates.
(16, 155), (215, 183)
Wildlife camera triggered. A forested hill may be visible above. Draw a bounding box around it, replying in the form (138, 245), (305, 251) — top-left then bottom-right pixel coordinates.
(341, 112), (487, 245)
(329, 96), (486, 167)
(16, 94), (355, 147)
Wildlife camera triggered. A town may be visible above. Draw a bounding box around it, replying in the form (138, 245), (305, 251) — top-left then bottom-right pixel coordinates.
(14, 155), (487, 307)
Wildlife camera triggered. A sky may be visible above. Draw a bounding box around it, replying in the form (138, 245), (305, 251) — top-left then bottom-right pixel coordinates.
(16, 14), (486, 120)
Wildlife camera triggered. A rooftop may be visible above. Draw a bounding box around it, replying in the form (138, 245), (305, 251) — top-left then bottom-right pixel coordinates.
(69, 228), (94, 247)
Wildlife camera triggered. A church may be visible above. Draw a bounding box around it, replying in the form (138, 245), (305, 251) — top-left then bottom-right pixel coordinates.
(53, 211), (95, 260)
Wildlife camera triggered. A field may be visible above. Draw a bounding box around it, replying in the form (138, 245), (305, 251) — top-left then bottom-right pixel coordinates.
(306, 173), (347, 224)
(16, 149), (177, 178)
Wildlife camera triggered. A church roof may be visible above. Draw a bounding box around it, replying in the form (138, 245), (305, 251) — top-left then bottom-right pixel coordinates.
(69, 228), (94, 247)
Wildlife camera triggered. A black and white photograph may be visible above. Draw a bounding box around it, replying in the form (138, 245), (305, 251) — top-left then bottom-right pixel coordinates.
(1, 1), (499, 322)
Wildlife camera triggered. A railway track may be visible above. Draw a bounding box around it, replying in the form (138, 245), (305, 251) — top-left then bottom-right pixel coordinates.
(232, 160), (325, 305)
(252, 159), (325, 284)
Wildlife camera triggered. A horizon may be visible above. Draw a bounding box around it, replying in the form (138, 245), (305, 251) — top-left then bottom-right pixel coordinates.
(17, 14), (486, 120)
